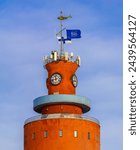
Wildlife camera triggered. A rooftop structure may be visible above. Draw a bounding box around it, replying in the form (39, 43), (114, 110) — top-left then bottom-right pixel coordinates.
(24, 12), (100, 150)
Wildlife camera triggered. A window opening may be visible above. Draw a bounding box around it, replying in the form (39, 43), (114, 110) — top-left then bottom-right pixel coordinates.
(44, 131), (48, 138)
(59, 130), (63, 137)
(32, 132), (36, 140)
(88, 132), (90, 140)
(74, 130), (78, 137)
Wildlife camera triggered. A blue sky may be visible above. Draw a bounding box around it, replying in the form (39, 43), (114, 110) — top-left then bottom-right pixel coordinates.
(0, 0), (122, 150)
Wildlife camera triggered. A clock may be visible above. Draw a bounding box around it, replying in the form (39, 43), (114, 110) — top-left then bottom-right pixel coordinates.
(71, 74), (78, 87)
(50, 73), (62, 85)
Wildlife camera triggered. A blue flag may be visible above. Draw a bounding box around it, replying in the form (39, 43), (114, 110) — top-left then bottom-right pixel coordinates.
(66, 29), (81, 39)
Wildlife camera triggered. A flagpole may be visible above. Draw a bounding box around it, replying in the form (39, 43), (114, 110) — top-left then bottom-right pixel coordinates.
(60, 16), (64, 58)
(57, 11), (72, 58)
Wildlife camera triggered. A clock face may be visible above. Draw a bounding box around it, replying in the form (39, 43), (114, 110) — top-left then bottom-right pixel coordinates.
(50, 73), (62, 85)
(71, 74), (78, 87)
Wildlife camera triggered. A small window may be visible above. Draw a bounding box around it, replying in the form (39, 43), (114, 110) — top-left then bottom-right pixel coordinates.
(59, 130), (63, 137)
(88, 132), (90, 140)
(96, 135), (99, 142)
(32, 132), (36, 140)
(44, 131), (48, 138)
(74, 130), (78, 137)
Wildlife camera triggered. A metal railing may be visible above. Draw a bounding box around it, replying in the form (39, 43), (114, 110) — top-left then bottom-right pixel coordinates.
(43, 51), (81, 67)
(24, 113), (100, 125)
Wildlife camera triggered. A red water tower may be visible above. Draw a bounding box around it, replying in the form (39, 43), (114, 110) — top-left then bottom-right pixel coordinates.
(24, 13), (100, 150)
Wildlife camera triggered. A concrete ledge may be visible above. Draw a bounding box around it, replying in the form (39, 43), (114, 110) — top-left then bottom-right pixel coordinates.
(33, 94), (90, 113)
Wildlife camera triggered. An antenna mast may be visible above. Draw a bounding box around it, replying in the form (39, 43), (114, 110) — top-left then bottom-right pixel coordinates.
(60, 11), (63, 57)
(57, 11), (72, 58)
